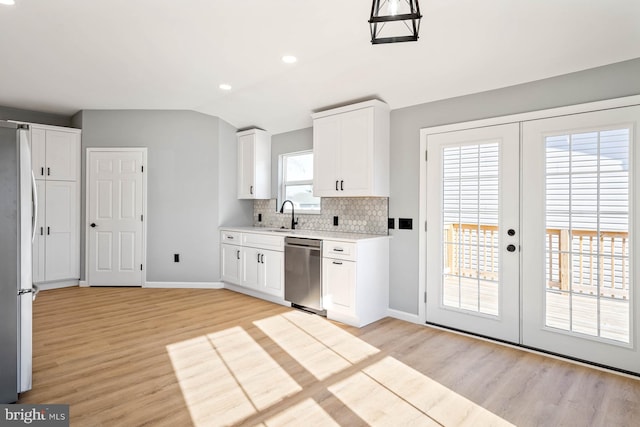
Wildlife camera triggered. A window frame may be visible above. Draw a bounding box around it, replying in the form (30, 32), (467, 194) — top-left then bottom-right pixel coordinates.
(279, 149), (321, 214)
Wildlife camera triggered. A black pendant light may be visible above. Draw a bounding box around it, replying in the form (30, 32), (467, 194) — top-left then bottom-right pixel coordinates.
(369, 0), (422, 44)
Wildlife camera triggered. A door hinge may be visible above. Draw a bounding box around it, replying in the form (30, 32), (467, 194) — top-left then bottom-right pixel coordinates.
(424, 221), (427, 232)
(141, 214), (143, 221)
(425, 150), (428, 161)
(424, 292), (427, 303)
(140, 264), (143, 271)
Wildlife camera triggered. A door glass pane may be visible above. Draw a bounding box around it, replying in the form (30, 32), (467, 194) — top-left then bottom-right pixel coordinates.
(442, 143), (500, 316)
(544, 128), (630, 343)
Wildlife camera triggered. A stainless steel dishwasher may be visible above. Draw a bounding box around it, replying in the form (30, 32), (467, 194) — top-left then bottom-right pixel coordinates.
(284, 237), (325, 315)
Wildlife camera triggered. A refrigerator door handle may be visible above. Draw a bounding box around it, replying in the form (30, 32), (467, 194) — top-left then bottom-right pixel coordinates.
(31, 170), (38, 242)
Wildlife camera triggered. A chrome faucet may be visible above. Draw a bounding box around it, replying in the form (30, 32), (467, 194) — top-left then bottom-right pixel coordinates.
(279, 199), (298, 230)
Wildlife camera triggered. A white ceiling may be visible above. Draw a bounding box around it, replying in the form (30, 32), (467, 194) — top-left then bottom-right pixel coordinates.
(1, 0), (639, 134)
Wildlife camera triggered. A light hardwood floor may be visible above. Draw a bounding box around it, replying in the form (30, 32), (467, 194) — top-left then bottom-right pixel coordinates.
(19, 287), (640, 426)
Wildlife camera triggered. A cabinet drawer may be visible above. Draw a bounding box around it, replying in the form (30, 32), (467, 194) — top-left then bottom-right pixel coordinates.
(323, 240), (356, 261)
(221, 230), (242, 245)
(242, 232), (284, 251)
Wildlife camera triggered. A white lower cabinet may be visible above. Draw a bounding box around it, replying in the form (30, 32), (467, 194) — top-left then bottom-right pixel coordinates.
(242, 248), (283, 297)
(323, 258), (356, 315)
(220, 231), (284, 299)
(322, 238), (389, 327)
(220, 243), (241, 285)
(33, 180), (79, 283)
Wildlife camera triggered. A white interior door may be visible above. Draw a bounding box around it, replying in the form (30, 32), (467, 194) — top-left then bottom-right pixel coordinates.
(88, 150), (145, 286)
(426, 123), (520, 343)
(522, 106), (640, 373)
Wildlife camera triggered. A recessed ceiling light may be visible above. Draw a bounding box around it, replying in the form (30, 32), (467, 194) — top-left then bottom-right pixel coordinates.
(219, 83), (232, 91)
(0, 0), (16, 5)
(282, 55), (297, 64)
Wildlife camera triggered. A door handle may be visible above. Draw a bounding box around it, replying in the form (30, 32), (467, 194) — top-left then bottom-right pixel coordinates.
(340, 180), (344, 191)
(250, 185), (253, 195)
(335, 180), (339, 191)
(236, 250), (240, 260)
(507, 244), (516, 252)
(90, 223), (97, 228)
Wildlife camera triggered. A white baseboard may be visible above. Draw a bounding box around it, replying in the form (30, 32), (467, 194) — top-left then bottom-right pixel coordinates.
(144, 281), (224, 289)
(79, 280), (88, 287)
(387, 308), (421, 324)
(36, 280), (79, 291)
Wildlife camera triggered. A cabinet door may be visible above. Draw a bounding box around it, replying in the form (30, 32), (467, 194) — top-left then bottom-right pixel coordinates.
(44, 181), (78, 281)
(241, 247), (260, 289)
(31, 128), (47, 179)
(259, 249), (283, 297)
(339, 108), (373, 196)
(323, 259), (356, 314)
(237, 134), (255, 198)
(32, 180), (46, 283)
(221, 244), (241, 284)
(313, 115), (341, 196)
(46, 130), (79, 181)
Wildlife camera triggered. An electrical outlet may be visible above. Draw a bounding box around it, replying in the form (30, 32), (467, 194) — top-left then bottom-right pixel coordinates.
(174, 254), (180, 262)
(333, 216), (339, 226)
(398, 218), (413, 230)
(258, 213), (262, 222)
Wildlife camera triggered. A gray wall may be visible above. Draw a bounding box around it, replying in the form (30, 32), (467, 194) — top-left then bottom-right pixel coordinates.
(0, 105), (73, 128)
(73, 109), (249, 284)
(218, 118), (254, 227)
(388, 57), (640, 315)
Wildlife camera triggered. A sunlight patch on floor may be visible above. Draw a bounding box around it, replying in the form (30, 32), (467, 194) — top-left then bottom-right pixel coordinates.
(168, 313), (515, 426)
(254, 314), (352, 380)
(263, 398), (340, 427)
(280, 311), (379, 364)
(329, 371), (440, 426)
(363, 356), (515, 426)
(167, 326), (301, 426)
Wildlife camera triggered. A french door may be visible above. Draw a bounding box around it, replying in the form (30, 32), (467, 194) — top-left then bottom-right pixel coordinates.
(424, 105), (640, 373)
(426, 123), (520, 343)
(522, 107), (640, 373)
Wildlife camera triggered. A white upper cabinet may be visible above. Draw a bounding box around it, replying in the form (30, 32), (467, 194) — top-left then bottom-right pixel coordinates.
(237, 128), (271, 199)
(31, 126), (80, 181)
(312, 100), (390, 197)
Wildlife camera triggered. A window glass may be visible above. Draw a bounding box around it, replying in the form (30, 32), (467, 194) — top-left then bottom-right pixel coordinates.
(281, 151), (321, 212)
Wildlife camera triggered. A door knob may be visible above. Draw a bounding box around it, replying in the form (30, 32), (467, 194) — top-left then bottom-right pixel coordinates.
(90, 223), (97, 228)
(507, 229), (516, 236)
(506, 244), (516, 252)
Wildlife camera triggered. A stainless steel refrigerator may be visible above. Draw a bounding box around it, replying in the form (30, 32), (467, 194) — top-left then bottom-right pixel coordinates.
(0, 120), (35, 403)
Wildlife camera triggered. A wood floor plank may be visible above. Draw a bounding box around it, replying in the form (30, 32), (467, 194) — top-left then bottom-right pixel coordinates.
(18, 287), (640, 426)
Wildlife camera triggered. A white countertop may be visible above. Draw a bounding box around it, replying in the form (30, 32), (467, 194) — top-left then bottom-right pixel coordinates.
(220, 226), (390, 242)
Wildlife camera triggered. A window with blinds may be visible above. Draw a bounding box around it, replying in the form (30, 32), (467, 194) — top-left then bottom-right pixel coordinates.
(545, 128), (630, 343)
(442, 143), (500, 316)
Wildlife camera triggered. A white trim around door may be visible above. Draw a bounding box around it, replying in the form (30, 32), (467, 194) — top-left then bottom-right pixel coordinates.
(85, 148), (147, 287)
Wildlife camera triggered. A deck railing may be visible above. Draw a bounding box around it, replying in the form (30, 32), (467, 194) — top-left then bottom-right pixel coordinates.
(445, 224), (629, 299)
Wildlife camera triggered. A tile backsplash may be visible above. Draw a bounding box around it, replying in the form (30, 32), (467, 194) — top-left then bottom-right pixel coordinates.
(254, 198), (389, 235)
